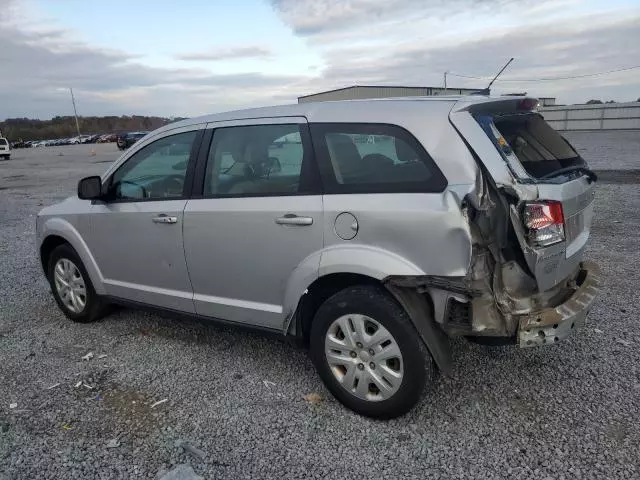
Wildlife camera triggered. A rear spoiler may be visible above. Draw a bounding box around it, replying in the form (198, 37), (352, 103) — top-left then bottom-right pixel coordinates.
(451, 96), (540, 115)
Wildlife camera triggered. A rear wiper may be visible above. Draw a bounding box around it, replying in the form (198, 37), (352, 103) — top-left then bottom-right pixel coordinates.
(538, 166), (598, 183)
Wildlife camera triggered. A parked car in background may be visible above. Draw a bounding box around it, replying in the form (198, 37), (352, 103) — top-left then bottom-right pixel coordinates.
(117, 131), (149, 150)
(97, 134), (117, 143)
(36, 96), (600, 419)
(0, 137), (10, 159)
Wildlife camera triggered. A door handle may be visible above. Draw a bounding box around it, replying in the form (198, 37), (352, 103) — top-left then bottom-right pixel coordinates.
(152, 214), (178, 224)
(275, 214), (313, 226)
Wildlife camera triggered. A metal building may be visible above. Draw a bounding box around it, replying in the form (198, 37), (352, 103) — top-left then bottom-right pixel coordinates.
(297, 85), (481, 103)
(541, 101), (640, 131)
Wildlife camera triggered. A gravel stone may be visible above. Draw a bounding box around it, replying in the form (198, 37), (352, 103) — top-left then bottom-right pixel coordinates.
(1, 135), (639, 479)
(158, 464), (203, 480)
(106, 439), (120, 449)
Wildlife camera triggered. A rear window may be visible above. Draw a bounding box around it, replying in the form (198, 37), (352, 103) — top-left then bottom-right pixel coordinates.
(478, 113), (585, 179)
(0, 138), (8, 146)
(310, 123), (447, 194)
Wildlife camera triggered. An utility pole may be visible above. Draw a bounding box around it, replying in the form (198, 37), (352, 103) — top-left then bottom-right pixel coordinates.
(70, 88), (81, 140)
(444, 71), (448, 92)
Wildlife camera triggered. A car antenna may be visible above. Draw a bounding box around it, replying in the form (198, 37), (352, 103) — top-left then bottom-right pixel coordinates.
(474, 57), (515, 96)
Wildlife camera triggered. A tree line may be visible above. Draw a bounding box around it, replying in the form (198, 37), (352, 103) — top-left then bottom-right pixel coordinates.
(0, 115), (186, 141)
(586, 99), (640, 104)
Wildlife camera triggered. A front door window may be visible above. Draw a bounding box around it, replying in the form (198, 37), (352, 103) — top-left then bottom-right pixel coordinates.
(110, 131), (196, 200)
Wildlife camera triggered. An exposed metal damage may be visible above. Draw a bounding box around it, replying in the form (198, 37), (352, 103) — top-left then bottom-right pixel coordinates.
(386, 164), (602, 350)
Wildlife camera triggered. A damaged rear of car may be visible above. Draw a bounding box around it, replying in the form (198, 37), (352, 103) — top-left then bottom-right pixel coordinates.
(436, 96), (601, 346)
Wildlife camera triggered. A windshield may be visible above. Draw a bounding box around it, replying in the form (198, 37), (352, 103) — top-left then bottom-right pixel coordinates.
(0, 138), (8, 145)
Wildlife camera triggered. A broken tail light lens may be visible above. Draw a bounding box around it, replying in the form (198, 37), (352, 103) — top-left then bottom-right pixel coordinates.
(524, 201), (565, 247)
(517, 98), (540, 111)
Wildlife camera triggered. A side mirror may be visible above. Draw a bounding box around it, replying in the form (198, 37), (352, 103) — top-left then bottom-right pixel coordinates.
(77, 176), (103, 200)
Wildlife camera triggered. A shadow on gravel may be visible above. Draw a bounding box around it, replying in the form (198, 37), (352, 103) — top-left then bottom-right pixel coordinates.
(108, 306), (290, 349)
(593, 169), (640, 184)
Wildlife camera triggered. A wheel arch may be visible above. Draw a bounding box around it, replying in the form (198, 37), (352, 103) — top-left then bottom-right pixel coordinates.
(39, 218), (105, 295)
(288, 271), (452, 375)
(282, 245), (427, 338)
(40, 235), (69, 274)
(290, 272), (383, 346)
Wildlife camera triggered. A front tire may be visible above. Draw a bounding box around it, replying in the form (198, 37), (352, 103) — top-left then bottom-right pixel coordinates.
(47, 244), (107, 323)
(310, 285), (436, 419)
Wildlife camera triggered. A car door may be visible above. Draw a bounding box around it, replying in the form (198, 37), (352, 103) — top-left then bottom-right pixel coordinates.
(308, 122), (468, 278)
(89, 126), (203, 312)
(183, 118), (323, 329)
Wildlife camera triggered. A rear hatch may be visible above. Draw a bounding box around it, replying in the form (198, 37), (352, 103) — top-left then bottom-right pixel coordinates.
(450, 97), (596, 292)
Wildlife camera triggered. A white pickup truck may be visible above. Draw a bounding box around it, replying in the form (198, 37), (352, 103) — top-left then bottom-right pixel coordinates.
(0, 137), (11, 160)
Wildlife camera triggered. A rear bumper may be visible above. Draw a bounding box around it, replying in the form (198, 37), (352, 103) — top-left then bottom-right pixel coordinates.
(517, 261), (602, 347)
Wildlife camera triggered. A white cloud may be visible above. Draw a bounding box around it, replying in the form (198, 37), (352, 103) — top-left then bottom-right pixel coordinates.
(0, 0), (639, 119)
(269, 1), (640, 103)
(0, 1), (307, 118)
(269, 0), (549, 36)
(176, 46), (273, 62)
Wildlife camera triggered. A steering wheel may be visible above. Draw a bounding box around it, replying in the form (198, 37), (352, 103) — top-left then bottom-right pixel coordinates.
(163, 174), (185, 196)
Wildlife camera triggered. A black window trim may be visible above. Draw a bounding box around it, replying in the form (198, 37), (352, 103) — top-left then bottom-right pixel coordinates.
(101, 128), (205, 204)
(310, 122), (448, 194)
(191, 121), (323, 199)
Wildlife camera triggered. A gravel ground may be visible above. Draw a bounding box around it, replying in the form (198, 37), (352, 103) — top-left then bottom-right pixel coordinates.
(1, 132), (639, 479)
(563, 130), (640, 170)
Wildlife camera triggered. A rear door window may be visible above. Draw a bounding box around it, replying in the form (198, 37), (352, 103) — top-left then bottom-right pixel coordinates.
(310, 123), (447, 193)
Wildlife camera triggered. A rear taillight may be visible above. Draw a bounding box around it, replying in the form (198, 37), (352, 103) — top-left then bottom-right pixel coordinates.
(517, 98), (540, 111)
(524, 201), (565, 247)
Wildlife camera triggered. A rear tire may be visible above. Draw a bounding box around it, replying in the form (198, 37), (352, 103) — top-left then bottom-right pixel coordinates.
(310, 285), (436, 419)
(47, 244), (108, 323)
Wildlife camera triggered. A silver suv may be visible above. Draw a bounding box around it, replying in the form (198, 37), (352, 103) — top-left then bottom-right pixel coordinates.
(37, 96), (601, 418)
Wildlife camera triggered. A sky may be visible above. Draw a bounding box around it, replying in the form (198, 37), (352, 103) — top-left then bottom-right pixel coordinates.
(1, 0), (639, 119)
